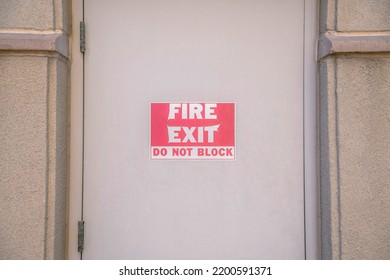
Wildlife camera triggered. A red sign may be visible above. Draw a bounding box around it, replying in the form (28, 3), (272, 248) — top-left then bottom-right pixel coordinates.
(150, 102), (235, 160)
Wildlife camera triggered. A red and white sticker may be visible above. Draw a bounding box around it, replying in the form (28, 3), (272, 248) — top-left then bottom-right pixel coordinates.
(150, 102), (235, 160)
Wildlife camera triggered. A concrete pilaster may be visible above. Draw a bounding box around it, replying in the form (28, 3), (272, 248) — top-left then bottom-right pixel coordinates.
(319, 0), (390, 259)
(0, 0), (69, 259)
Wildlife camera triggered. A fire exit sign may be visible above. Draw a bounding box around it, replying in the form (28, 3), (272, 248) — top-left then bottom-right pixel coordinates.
(150, 102), (235, 160)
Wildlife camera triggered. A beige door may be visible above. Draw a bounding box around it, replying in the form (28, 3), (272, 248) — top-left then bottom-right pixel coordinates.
(82, 0), (310, 259)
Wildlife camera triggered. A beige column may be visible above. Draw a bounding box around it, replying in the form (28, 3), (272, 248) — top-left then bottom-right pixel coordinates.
(0, 0), (69, 259)
(319, 0), (390, 259)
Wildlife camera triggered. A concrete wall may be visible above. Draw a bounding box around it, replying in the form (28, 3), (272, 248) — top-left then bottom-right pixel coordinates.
(0, 0), (69, 259)
(319, 0), (390, 259)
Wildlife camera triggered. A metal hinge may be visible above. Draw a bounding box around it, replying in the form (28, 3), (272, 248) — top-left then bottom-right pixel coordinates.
(80, 21), (86, 53)
(78, 220), (85, 252)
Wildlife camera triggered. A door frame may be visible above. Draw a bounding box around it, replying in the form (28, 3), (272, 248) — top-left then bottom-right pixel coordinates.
(68, 0), (319, 260)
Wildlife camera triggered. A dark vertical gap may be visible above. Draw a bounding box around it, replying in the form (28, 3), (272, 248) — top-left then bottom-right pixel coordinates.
(80, 0), (85, 261)
(303, 0), (307, 260)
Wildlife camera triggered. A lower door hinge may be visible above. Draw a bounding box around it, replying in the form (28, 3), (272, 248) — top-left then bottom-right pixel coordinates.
(78, 220), (85, 253)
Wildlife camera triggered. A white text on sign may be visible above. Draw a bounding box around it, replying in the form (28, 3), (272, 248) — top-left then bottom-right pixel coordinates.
(168, 103), (220, 143)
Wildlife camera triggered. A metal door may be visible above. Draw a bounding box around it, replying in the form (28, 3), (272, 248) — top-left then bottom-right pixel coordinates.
(82, 0), (309, 259)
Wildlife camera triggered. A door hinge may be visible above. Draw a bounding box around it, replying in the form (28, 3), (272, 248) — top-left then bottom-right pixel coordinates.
(78, 220), (85, 252)
(80, 21), (86, 53)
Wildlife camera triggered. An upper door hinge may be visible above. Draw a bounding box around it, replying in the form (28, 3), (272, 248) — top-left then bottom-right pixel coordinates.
(78, 220), (85, 253)
(80, 21), (86, 53)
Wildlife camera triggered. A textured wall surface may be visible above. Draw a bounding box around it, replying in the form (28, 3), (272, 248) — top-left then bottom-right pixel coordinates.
(0, 0), (68, 259)
(0, 56), (68, 259)
(319, 0), (390, 259)
(320, 0), (390, 32)
(0, 0), (69, 32)
(337, 56), (390, 259)
(337, 0), (390, 31)
(0, 57), (48, 259)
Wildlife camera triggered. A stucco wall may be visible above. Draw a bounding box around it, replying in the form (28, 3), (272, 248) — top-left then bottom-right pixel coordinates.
(319, 0), (390, 259)
(0, 0), (69, 32)
(0, 0), (69, 259)
(321, 0), (390, 32)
